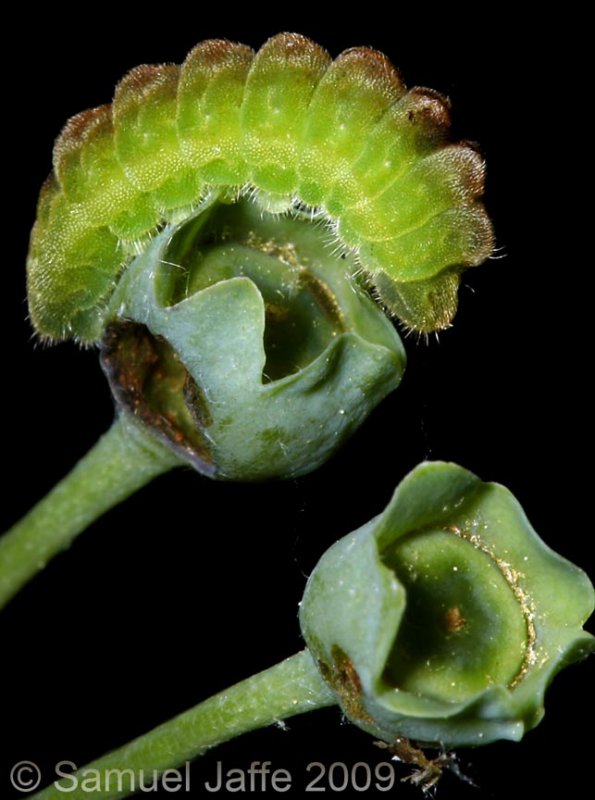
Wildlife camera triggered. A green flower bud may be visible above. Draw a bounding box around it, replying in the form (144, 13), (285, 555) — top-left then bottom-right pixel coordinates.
(300, 462), (594, 748)
(100, 194), (405, 480)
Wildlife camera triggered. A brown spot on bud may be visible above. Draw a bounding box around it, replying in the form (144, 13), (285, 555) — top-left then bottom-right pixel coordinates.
(319, 646), (374, 726)
(444, 606), (466, 633)
(101, 321), (214, 475)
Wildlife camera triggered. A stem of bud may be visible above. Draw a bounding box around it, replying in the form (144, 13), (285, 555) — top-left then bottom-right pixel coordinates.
(0, 414), (180, 610)
(30, 650), (334, 800)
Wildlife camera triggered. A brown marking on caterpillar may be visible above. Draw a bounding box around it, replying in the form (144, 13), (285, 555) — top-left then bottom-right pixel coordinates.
(54, 105), (112, 156)
(115, 63), (179, 100)
(53, 104), (114, 196)
(334, 46), (406, 100)
(256, 31), (329, 67)
(406, 86), (452, 125)
(188, 38), (255, 73)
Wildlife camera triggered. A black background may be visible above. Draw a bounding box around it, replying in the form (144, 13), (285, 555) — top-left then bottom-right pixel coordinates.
(2, 10), (593, 799)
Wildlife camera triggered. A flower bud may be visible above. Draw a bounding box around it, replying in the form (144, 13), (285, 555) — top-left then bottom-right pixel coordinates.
(300, 462), (594, 747)
(100, 195), (405, 480)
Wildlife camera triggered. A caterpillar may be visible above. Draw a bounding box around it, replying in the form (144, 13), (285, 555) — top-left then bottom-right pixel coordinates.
(27, 33), (494, 343)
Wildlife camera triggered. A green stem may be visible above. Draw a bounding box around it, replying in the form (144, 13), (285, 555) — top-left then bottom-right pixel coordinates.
(32, 649), (335, 800)
(0, 414), (180, 610)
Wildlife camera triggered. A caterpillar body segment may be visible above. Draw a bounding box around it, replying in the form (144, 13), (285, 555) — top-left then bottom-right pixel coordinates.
(114, 64), (182, 192)
(348, 88), (452, 203)
(341, 144), (485, 244)
(113, 62), (203, 216)
(52, 105), (114, 206)
(362, 203), (493, 282)
(241, 33), (330, 199)
(372, 268), (462, 333)
(298, 47), (406, 214)
(27, 33), (493, 342)
(177, 40), (254, 187)
(52, 104), (154, 234)
(27, 172), (122, 341)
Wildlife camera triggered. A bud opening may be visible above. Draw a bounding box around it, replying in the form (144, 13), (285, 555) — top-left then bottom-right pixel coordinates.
(101, 192), (406, 480)
(383, 527), (528, 704)
(156, 198), (347, 382)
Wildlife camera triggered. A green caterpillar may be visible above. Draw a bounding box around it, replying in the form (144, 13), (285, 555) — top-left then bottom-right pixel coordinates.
(27, 33), (493, 343)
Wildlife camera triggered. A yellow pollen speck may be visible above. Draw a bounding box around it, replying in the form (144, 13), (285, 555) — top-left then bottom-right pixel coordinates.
(446, 525), (537, 689)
